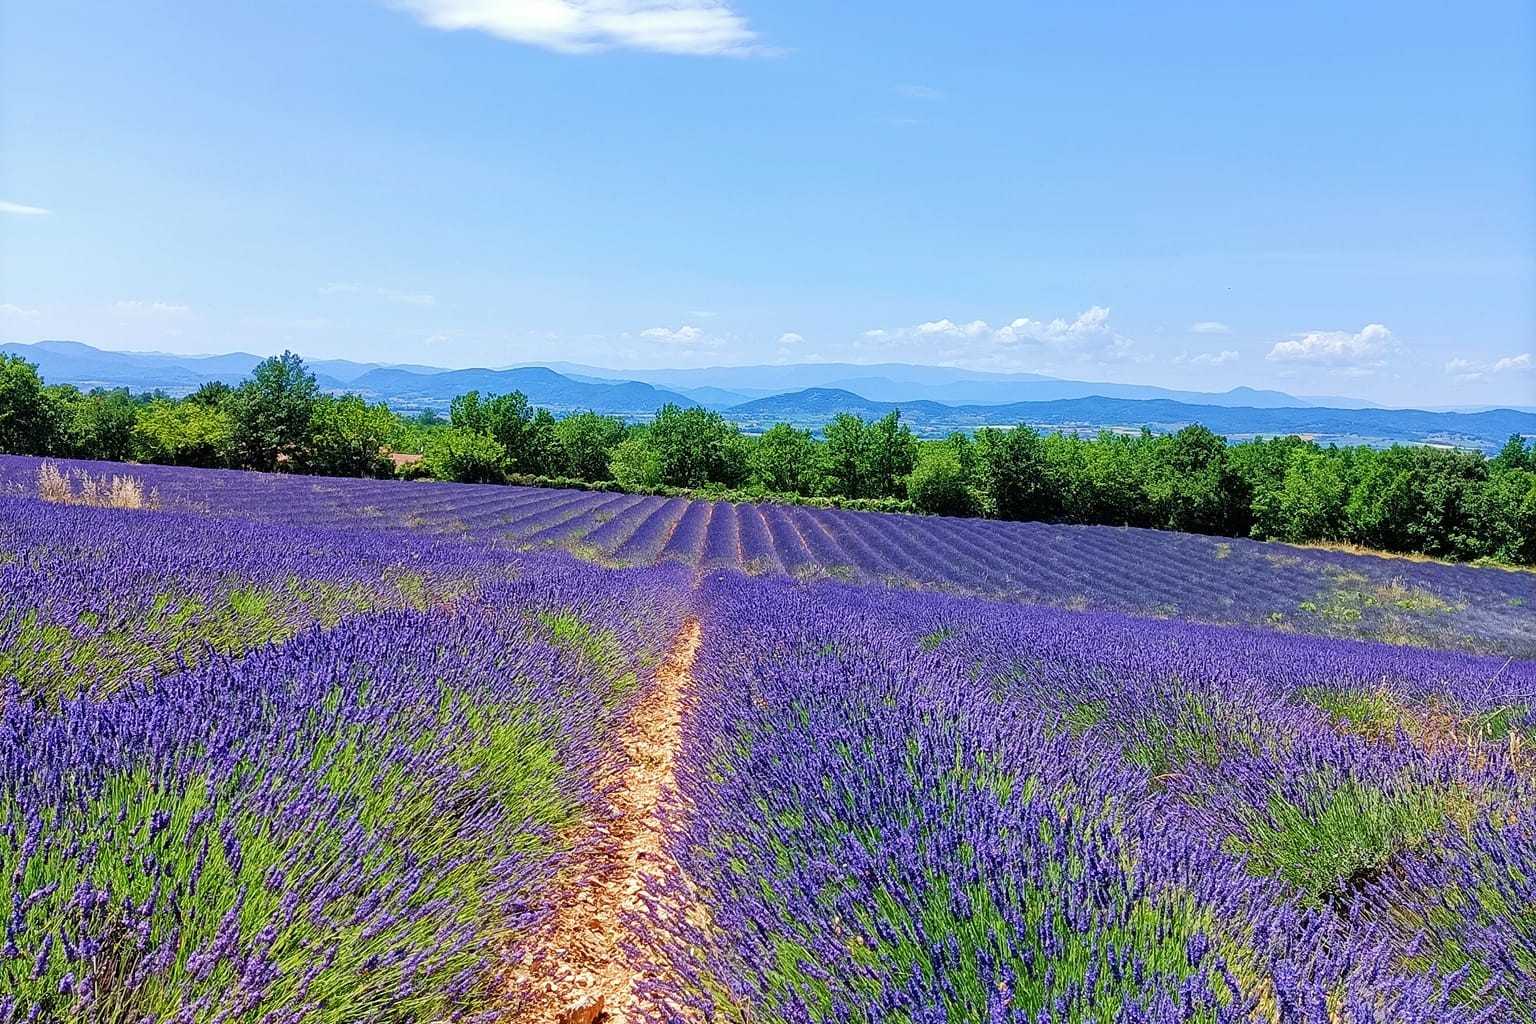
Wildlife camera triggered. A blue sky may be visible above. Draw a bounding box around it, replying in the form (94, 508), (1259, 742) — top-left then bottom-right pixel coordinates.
(1, 1), (1533, 405)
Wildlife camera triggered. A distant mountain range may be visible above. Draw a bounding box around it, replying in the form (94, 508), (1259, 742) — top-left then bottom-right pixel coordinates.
(4, 340), (1531, 451)
(726, 388), (1533, 451)
(536, 360), (1383, 410)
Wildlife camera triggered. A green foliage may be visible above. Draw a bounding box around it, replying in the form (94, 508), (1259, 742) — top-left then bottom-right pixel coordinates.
(1144, 425), (1247, 535)
(610, 428), (664, 488)
(1249, 446), (1350, 543)
(133, 397), (235, 467)
(57, 387), (143, 461)
(228, 351), (319, 471)
(1344, 445), (1489, 559)
(0, 354), (64, 455)
(422, 427), (508, 484)
(1492, 433), (1535, 473)
(821, 411), (917, 500)
(907, 445), (977, 516)
(554, 410), (628, 480)
(305, 394), (398, 477)
(648, 404), (748, 488)
(749, 422), (817, 494)
(974, 425), (1058, 521)
(1300, 687), (1407, 740)
(1227, 782), (1469, 907)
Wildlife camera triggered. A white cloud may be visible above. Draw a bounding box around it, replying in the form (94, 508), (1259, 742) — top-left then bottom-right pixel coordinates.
(867, 306), (1139, 366)
(0, 200), (50, 216)
(917, 318), (992, 338)
(112, 300), (191, 318)
(386, 0), (766, 56)
(1179, 349), (1239, 366)
(896, 84), (943, 100)
(640, 324), (708, 344)
(1446, 352), (1532, 384)
(321, 282), (436, 306)
(1191, 321), (1230, 335)
(1266, 323), (1395, 367)
(0, 303), (41, 319)
(776, 331), (804, 346)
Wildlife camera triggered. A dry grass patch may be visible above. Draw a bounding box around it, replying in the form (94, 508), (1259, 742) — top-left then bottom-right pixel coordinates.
(37, 461), (159, 510)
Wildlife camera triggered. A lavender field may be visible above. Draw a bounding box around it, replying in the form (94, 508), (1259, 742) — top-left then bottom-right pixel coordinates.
(2, 455), (1532, 657)
(2, 459), (1534, 1022)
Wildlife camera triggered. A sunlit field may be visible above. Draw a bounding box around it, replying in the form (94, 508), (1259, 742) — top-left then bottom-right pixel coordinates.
(2, 459), (1533, 1022)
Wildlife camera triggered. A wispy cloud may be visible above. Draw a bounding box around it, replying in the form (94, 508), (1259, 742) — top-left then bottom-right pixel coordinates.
(866, 307), (1141, 366)
(112, 300), (191, 318)
(0, 200), (51, 216)
(1190, 321), (1230, 335)
(1176, 349), (1239, 367)
(321, 282), (437, 306)
(1445, 352), (1532, 384)
(640, 323), (713, 345)
(896, 84), (943, 100)
(776, 331), (804, 346)
(1266, 323), (1395, 368)
(0, 303), (41, 319)
(385, 0), (768, 56)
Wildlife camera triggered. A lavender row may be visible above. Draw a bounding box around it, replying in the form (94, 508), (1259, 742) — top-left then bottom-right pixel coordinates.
(0, 495), (526, 703)
(1, 511), (689, 1020)
(647, 573), (1536, 1022)
(3, 455), (1531, 655)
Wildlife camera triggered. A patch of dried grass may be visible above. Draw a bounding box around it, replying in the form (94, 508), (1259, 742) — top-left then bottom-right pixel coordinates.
(36, 461), (159, 510)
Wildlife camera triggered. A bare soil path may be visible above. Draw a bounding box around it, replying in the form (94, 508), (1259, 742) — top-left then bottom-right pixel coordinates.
(507, 617), (701, 1024)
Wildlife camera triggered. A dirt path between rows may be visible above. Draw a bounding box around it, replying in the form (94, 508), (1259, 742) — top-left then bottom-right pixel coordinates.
(507, 617), (701, 1024)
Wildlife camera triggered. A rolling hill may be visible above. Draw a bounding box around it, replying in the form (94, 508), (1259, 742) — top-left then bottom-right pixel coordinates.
(727, 388), (1535, 450)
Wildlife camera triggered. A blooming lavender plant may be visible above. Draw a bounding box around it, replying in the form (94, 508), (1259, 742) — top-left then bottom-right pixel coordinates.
(641, 573), (1533, 1023)
(0, 501), (688, 1021)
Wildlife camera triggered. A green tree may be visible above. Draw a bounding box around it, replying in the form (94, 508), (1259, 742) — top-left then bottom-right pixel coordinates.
(519, 408), (564, 476)
(1144, 425), (1244, 535)
(305, 395), (399, 477)
(819, 413), (868, 498)
(647, 404), (746, 488)
(188, 380), (233, 407)
(61, 388), (141, 462)
(748, 423), (817, 494)
(1344, 446), (1487, 558)
(610, 429), (663, 489)
(975, 426), (1059, 521)
(908, 445), (977, 516)
(554, 411), (628, 481)
(450, 389), (563, 475)
(1492, 434), (1534, 473)
(133, 398), (234, 467)
(1075, 432), (1152, 526)
(229, 351), (319, 471)
(1467, 468), (1536, 564)
(0, 355), (64, 455)
(1251, 446), (1349, 543)
(864, 411), (918, 498)
(423, 427), (508, 484)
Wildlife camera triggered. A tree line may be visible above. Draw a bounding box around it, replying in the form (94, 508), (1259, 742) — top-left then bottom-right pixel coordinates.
(2, 351), (1532, 565)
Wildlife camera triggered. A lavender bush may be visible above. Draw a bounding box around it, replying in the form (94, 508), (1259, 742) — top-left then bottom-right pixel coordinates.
(644, 573), (1535, 1022)
(0, 499), (687, 1021)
